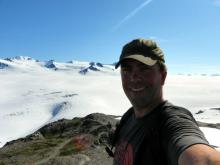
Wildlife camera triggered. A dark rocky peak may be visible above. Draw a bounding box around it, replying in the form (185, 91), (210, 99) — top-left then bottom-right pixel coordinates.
(0, 62), (9, 69)
(4, 58), (13, 62)
(45, 60), (57, 70)
(3, 56), (37, 63)
(84, 113), (118, 126)
(96, 62), (103, 67)
(79, 68), (89, 75)
(79, 63), (101, 75)
(88, 65), (100, 71)
(14, 56), (33, 60)
(9, 56), (34, 61)
(89, 62), (95, 66)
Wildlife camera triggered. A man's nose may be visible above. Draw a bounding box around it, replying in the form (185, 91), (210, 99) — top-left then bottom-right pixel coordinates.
(130, 70), (142, 82)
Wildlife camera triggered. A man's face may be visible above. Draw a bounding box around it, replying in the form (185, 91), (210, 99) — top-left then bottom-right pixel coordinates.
(120, 59), (166, 109)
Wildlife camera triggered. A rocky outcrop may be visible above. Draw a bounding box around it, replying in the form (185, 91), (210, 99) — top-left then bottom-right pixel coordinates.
(79, 62), (103, 75)
(0, 113), (119, 165)
(197, 121), (220, 129)
(0, 112), (219, 165)
(0, 62), (9, 69)
(45, 60), (57, 70)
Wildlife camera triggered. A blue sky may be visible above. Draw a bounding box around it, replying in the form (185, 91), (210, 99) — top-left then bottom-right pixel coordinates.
(0, 0), (220, 74)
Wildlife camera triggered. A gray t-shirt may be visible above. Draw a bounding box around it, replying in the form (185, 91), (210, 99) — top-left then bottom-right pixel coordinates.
(113, 101), (209, 165)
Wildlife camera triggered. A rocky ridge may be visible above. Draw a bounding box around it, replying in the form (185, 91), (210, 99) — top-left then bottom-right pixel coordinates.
(0, 113), (118, 165)
(0, 113), (219, 165)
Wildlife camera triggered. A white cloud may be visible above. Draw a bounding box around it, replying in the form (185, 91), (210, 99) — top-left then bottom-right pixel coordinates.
(113, 0), (152, 30)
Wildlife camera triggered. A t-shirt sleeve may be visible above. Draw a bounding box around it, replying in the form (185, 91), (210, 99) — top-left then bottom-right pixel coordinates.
(161, 107), (209, 165)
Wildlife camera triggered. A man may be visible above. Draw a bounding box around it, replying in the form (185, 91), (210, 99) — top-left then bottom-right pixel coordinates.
(112, 39), (220, 165)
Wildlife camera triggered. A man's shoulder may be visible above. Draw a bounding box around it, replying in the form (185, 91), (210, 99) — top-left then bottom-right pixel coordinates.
(121, 107), (134, 120)
(161, 101), (194, 118)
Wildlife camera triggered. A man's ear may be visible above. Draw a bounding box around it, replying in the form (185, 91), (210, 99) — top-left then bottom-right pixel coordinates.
(161, 70), (167, 85)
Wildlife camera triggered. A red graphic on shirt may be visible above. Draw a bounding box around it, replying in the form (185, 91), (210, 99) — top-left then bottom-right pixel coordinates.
(114, 141), (133, 165)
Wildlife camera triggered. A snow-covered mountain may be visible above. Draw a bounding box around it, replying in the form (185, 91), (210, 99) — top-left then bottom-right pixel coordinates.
(0, 56), (220, 149)
(0, 56), (117, 75)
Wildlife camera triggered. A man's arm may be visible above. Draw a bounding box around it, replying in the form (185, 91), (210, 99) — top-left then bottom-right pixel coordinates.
(179, 144), (220, 165)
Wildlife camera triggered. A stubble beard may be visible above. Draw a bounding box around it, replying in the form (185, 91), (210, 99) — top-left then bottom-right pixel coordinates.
(126, 86), (162, 111)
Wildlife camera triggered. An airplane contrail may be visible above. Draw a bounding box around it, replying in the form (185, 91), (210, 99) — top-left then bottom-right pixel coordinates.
(113, 0), (153, 30)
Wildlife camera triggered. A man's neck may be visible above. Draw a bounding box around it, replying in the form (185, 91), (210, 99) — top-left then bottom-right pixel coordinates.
(133, 98), (164, 118)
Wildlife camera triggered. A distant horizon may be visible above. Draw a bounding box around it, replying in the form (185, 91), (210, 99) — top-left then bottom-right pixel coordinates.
(1, 55), (220, 75)
(1, 46), (220, 75)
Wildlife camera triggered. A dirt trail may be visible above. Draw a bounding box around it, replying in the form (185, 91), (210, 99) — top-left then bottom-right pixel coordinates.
(34, 138), (73, 165)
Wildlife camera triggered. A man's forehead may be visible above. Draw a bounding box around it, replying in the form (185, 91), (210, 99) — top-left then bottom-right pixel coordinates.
(120, 59), (152, 67)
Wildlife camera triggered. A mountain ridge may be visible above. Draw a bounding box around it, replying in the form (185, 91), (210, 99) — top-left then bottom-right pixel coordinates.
(0, 112), (220, 165)
(0, 113), (118, 165)
(1, 56), (220, 76)
(0, 56), (117, 75)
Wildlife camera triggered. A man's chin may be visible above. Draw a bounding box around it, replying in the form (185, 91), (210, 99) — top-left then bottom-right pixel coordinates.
(129, 98), (149, 108)
(128, 92), (146, 99)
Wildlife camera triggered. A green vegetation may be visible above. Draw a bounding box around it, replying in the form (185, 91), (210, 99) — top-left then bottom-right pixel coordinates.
(59, 140), (82, 156)
(0, 138), (65, 163)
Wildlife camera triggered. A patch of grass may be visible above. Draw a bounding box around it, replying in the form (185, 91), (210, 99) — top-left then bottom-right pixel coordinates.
(70, 118), (82, 127)
(0, 138), (66, 164)
(25, 138), (64, 154)
(0, 138), (64, 158)
(0, 161), (7, 165)
(59, 140), (81, 156)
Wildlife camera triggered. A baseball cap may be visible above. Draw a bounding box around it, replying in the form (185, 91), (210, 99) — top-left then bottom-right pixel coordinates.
(115, 38), (165, 69)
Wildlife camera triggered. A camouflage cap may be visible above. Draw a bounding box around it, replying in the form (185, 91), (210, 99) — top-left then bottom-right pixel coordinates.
(115, 38), (165, 69)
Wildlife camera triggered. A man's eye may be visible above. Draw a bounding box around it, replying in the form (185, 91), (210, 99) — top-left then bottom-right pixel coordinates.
(141, 66), (151, 71)
(121, 68), (130, 76)
(121, 69), (128, 73)
(121, 67), (130, 71)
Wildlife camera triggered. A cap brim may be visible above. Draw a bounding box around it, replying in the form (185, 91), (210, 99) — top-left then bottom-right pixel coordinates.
(115, 54), (157, 69)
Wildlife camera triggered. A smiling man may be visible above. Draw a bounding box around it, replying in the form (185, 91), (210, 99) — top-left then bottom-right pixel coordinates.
(111, 39), (220, 165)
